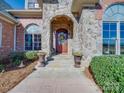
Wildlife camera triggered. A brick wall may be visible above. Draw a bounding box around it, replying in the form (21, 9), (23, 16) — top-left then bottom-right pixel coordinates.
(16, 23), (24, 51)
(0, 19), (14, 55)
(16, 17), (43, 51)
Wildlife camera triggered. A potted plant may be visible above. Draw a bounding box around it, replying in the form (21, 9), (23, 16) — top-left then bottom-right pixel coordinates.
(72, 50), (83, 68)
(35, 52), (47, 69)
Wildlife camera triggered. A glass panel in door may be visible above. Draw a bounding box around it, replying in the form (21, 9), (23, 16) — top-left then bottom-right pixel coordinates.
(25, 34), (33, 50)
(34, 34), (41, 50)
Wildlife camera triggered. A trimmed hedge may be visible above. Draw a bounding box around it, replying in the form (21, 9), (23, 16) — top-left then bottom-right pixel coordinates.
(90, 56), (124, 93)
(25, 51), (38, 61)
(9, 51), (38, 62)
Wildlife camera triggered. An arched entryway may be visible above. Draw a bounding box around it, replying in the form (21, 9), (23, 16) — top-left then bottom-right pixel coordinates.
(50, 15), (73, 55)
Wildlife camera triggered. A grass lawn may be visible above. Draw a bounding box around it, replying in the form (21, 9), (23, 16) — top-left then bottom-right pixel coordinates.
(0, 61), (37, 93)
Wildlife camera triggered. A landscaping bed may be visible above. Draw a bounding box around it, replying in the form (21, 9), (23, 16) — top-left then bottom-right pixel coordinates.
(0, 61), (37, 93)
(0, 51), (39, 93)
(90, 56), (124, 93)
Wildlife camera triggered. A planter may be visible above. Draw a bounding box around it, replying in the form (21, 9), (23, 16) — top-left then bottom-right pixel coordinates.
(74, 56), (82, 68)
(35, 52), (47, 69)
(72, 51), (83, 68)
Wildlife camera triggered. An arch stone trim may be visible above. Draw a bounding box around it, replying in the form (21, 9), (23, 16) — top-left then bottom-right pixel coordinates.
(96, 0), (124, 20)
(103, 3), (124, 21)
(25, 23), (41, 34)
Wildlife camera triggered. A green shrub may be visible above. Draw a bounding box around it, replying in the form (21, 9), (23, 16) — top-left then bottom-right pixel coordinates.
(9, 52), (25, 66)
(72, 49), (83, 56)
(0, 51), (38, 68)
(25, 51), (38, 61)
(90, 55), (124, 93)
(0, 64), (5, 72)
(9, 51), (38, 66)
(12, 59), (22, 67)
(9, 52), (25, 61)
(0, 56), (10, 72)
(72, 51), (83, 56)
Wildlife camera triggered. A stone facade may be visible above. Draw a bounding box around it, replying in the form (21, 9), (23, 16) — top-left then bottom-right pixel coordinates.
(42, 0), (102, 62)
(78, 0), (124, 63)
(79, 9), (102, 65)
(42, 0), (79, 55)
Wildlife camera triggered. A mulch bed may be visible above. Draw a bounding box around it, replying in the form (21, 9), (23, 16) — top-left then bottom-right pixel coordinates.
(84, 67), (94, 80)
(84, 67), (103, 92)
(0, 61), (37, 93)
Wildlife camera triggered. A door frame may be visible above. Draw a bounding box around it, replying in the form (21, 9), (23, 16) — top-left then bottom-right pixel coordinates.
(55, 29), (68, 54)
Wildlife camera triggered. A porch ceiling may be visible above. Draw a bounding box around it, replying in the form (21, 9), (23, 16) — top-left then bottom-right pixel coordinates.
(71, 0), (99, 14)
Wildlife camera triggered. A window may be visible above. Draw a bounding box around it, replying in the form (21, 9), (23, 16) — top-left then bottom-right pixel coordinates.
(25, 24), (41, 50)
(0, 23), (2, 48)
(103, 22), (117, 54)
(120, 22), (124, 54)
(103, 4), (124, 55)
(28, 2), (35, 8)
(28, 0), (39, 9)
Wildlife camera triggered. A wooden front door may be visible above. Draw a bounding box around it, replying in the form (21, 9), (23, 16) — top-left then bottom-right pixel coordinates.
(56, 29), (68, 54)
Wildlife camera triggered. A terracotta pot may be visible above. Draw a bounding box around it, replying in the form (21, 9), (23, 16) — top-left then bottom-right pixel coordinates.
(74, 56), (82, 68)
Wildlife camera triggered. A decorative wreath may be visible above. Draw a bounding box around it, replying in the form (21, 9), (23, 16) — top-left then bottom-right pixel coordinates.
(58, 32), (66, 44)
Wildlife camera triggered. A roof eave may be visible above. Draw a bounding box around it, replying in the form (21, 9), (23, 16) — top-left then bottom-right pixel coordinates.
(71, 0), (99, 15)
(7, 9), (42, 18)
(0, 11), (18, 24)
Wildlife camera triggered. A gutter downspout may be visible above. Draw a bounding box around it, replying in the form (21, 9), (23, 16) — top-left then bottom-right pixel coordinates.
(14, 25), (16, 51)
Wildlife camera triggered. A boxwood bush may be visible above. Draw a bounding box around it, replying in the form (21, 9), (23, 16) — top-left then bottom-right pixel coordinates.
(25, 51), (38, 61)
(9, 51), (38, 66)
(90, 56), (124, 93)
(0, 51), (39, 72)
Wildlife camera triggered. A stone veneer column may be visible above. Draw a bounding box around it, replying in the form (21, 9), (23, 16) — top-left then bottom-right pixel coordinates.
(42, 4), (52, 55)
(79, 9), (102, 65)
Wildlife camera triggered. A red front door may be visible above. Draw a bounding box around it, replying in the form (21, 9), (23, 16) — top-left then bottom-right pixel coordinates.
(56, 29), (68, 54)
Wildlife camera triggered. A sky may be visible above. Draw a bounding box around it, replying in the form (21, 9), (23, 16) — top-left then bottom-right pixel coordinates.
(4, 0), (25, 9)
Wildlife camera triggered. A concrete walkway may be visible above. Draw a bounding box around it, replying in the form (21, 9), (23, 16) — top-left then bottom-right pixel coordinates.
(8, 55), (102, 93)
